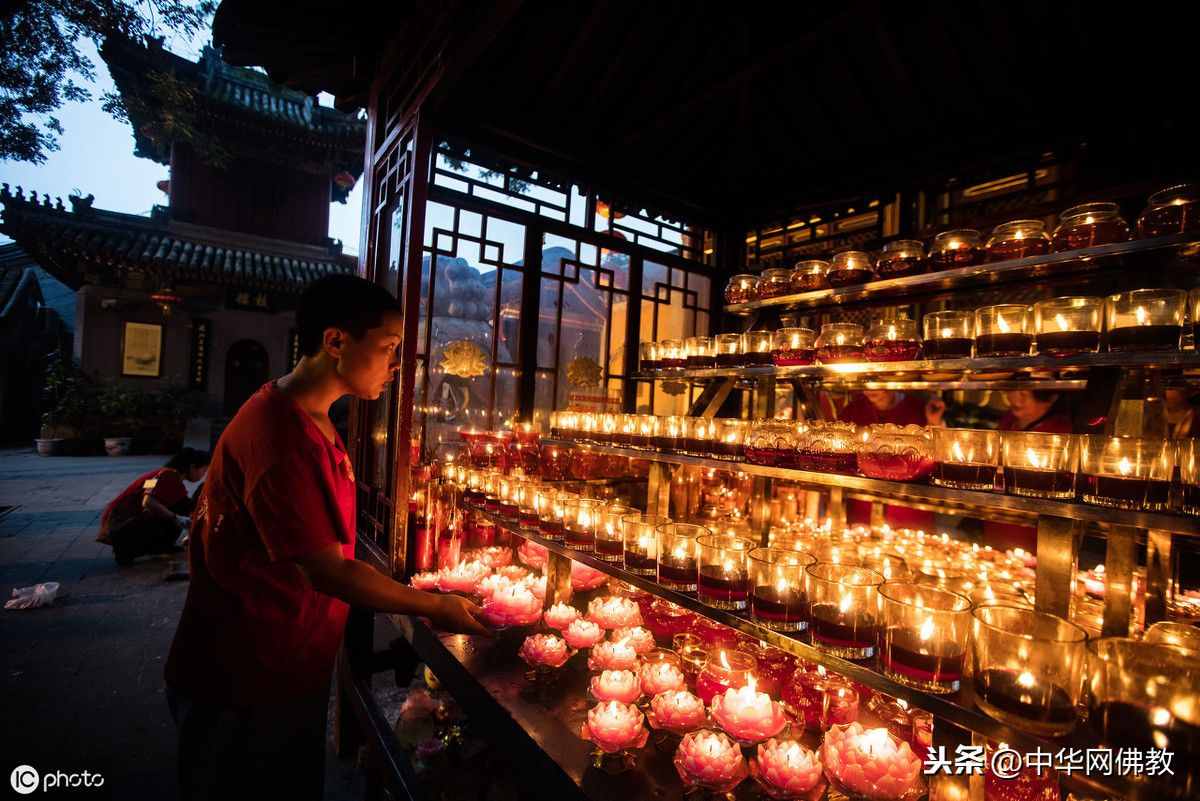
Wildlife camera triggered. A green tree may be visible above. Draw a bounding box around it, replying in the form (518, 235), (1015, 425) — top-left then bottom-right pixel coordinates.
(0, 0), (215, 164)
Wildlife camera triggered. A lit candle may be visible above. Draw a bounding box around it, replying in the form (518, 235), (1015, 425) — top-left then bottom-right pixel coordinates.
(587, 596), (643, 629)
(543, 602), (580, 630)
(821, 723), (924, 801)
(518, 633), (572, 669)
(474, 572), (515, 601)
(590, 669), (642, 704)
(588, 638), (640, 672)
(563, 619), (605, 650)
(640, 661), (687, 696)
(648, 690), (707, 734)
(519, 573), (547, 601)
(517, 539), (548, 570)
(481, 584), (542, 628)
(673, 729), (749, 793)
(710, 676), (788, 744)
(580, 701), (648, 754)
(695, 649), (756, 705)
(780, 667), (859, 731)
(570, 560), (609, 591)
(751, 737), (826, 800)
(410, 571), (439, 591)
(436, 559), (491, 594)
(497, 564), (529, 582)
(610, 626), (655, 655)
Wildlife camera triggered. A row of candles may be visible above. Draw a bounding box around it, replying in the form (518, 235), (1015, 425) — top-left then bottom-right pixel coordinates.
(642, 288), (1200, 371)
(725, 184), (1200, 302)
(549, 411), (1200, 514)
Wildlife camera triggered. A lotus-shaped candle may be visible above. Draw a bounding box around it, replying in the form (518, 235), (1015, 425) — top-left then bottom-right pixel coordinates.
(640, 661), (687, 697)
(752, 737), (827, 800)
(710, 676), (789, 745)
(518, 539), (548, 570)
(521, 573), (547, 601)
(481, 584), (542, 628)
(590, 669), (642, 704)
(571, 561), (609, 591)
(674, 729), (748, 793)
(519, 633), (572, 669)
(587, 596), (643, 629)
(437, 560), (490, 594)
(475, 572), (515, 601)
(563, 619), (605, 650)
(588, 638), (639, 672)
(410, 571), (439, 591)
(543, 602), (580, 630)
(821, 723), (924, 801)
(580, 701), (648, 754)
(476, 545), (513, 568)
(610, 626), (655, 655)
(497, 564), (530, 582)
(648, 690), (707, 735)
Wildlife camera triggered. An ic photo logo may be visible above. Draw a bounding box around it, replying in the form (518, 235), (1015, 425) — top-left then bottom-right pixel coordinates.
(9, 765), (105, 794)
(10, 765), (38, 795)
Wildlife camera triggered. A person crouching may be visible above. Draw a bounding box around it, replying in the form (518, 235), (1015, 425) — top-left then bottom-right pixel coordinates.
(97, 448), (210, 565)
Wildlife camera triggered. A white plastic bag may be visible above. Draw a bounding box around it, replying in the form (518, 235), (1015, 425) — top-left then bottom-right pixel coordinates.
(5, 582), (60, 610)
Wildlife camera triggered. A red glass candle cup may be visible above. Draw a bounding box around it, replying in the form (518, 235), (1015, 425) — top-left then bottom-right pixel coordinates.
(864, 318), (921, 362)
(759, 268), (793, 300)
(657, 523), (708, 593)
(815, 322), (865, 364)
(921, 310), (974, 359)
(928, 229), (983, 270)
(1137, 183), (1200, 238)
(856, 424), (934, 482)
(1053, 201), (1130, 251)
(875, 240), (926, 278)
(749, 547), (815, 632)
(781, 668), (859, 730)
(695, 649), (756, 706)
(827, 250), (876, 287)
(796, 420), (859, 474)
(772, 327), (817, 366)
(806, 564), (884, 660)
(879, 582), (971, 694)
(725, 274), (759, 305)
(696, 534), (754, 611)
(789, 259), (830, 292)
(985, 219), (1052, 261)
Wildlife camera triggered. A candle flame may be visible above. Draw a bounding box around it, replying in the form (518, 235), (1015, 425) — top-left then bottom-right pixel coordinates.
(997, 314), (1011, 333)
(1054, 313), (1069, 332)
(952, 440), (965, 461)
(887, 324), (897, 341)
(838, 593), (852, 614)
(1118, 456), (1133, 476)
(1135, 306), (1147, 325)
(919, 616), (935, 641)
(835, 333), (846, 346)
(719, 650), (730, 670)
(863, 728), (890, 755)
(1017, 670), (1035, 689)
(939, 326), (953, 338)
(776, 576), (790, 594)
(1026, 447), (1043, 469)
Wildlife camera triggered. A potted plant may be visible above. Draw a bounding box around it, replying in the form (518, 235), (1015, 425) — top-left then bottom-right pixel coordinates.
(97, 384), (147, 456)
(36, 350), (87, 456)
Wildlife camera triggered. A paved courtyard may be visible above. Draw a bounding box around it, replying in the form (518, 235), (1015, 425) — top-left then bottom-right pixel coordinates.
(0, 448), (361, 800)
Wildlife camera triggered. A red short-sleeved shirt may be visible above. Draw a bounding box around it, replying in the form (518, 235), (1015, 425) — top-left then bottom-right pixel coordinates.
(97, 467), (190, 542)
(165, 382), (356, 707)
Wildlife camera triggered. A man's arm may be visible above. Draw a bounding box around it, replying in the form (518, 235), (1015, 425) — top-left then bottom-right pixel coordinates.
(295, 545), (490, 636)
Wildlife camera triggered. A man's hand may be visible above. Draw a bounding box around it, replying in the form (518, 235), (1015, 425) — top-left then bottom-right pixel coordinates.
(925, 397), (946, 427)
(427, 594), (492, 636)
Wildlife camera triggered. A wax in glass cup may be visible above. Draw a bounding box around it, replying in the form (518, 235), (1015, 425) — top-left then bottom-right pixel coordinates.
(772, 327), (817, 366)
(860, 549), (911, 582)
(971, 605), (1087, 736)
(876, 239), (927, 278)
(806, 563), (884, 660)
(725, 274), (760, 305)
(879, 582), (971, 694)
(654, 415), (686, 451)
(746, 420), (799, 468)
(740, 330), (775, 366)
(695, 649), (756, 705)
(561, 496), (600, 552)
(759, 268), (793, 299)
(974, 304), (1033, 357)
(748, 547), (815, 632)
(713, 419), (747, 461)
(696, 534), (755, 611)
(657, 523), (708, 593)
(1002, 431), (1079, 500)
(827, 250), (876, 287)
(856, 424), (934, 482)
(1180, 438), (1200, 515)
(1052, 201), (1130, 251)
(1033, 296), (1103, 356)
(1106, 288), (1185, 352)
(639, 341), (660, 372)
(683, 416), (716, 456)
(815, 322), (865, 364)
(864, 317), (922, 362)
(714, 333), (742, 367)
(1079, 435), (1175, 511)
(685, 335), (715, 369)
(921, 310), (974, 359)
(1137, 183), (1200, 238)
(1144, 620), (1200, 653)
(932, 428), (1000, 491)
(660, 338), (685, 369)
(789, 259), (830, 292)
(622, 514), (668, 576)
(633, 414), (658, 450)
(596, 412), (618, 444)
(929, 228), (984, 270)
(796, 420), (858, 473)
(537, 489), (570, 541)
(594, 502), (635, 562)
(985, 219), (1052, 261)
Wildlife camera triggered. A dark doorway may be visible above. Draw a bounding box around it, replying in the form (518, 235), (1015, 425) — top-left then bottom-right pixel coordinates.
(224, 339), (269, 416)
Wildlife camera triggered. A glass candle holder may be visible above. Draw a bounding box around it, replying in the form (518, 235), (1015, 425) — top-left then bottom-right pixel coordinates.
(815, 322), (865, 364)
(1052, 201), (1130, 251)
(796, 420), (859, 473)
(660, 338), (685, 369)
(654, 415), (685, 451)
(695, 649), (756, 706)
(714, 333), (742, 367)
(639, 341), (660, 372)
(772, 327), (817, 366)
(658, 523), (708, 593)
(921, 310), (974, 359)
(864, 318), (922, 362)
(971, 605), (1087, 736)
(1179, 438), (1200, 515)
(879, 582), (971, 694)
(696, 534), (755, 611)
(1137, 183), (1200, 238)
(595, 503), (635, 562)
(759, 268), (793, 299)
(780, 668), (858, 731)
(684, 417), (716, 457)
(747, 420), (800, 468)
(974, 304), (1033, 357)
(538, 490), (571, 541)
(1191, 287), (1200, 351)
(634, 414), (659, 450)
(856, 424), (934, 482)
(597, 412), (618, 444)
(1034, 296), (1103, 356)
(876, 239), (927, 278)
(932, 428), (1000, 491)
(1079, 435), (1174, 511)
(562, 496), (600, 551)
(1106, 288), (1186, 352)
(827, 250), (876, 287)
(686, 336), (715, 369)
(985, 219), (1052, 261)
(749, 547), (815, 632)
(741, 330), (775, 366)
(790, 259), (830, 292)
(725, 274), (760, 305)
(861, 549), (911, 582)
(708, 419), (743, 461)
(1002, 431), (1079, 500)
(621, 514), (666, 576)
(929, 229), (984, 270)
(1144, 620), (1200, 653)
(806, 563), (884, 660)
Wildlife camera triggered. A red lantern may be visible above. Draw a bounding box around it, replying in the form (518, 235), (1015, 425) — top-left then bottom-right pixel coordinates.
(333, 171), (356, 191)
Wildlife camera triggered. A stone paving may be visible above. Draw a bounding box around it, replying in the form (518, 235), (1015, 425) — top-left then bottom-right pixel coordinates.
(0, 448), (361, 800)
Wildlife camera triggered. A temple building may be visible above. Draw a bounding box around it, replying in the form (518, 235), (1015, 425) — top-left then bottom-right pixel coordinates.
(0, 35), (364, 435)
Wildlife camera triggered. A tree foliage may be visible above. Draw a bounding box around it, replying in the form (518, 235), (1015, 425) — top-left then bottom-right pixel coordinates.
(0, 0), (215, 164)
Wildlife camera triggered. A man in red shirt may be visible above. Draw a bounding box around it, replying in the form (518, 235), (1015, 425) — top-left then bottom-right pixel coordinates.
(165, 274), (488, 800)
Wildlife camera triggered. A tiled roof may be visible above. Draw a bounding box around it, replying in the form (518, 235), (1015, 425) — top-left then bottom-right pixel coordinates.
(0, 186), (356, 293)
